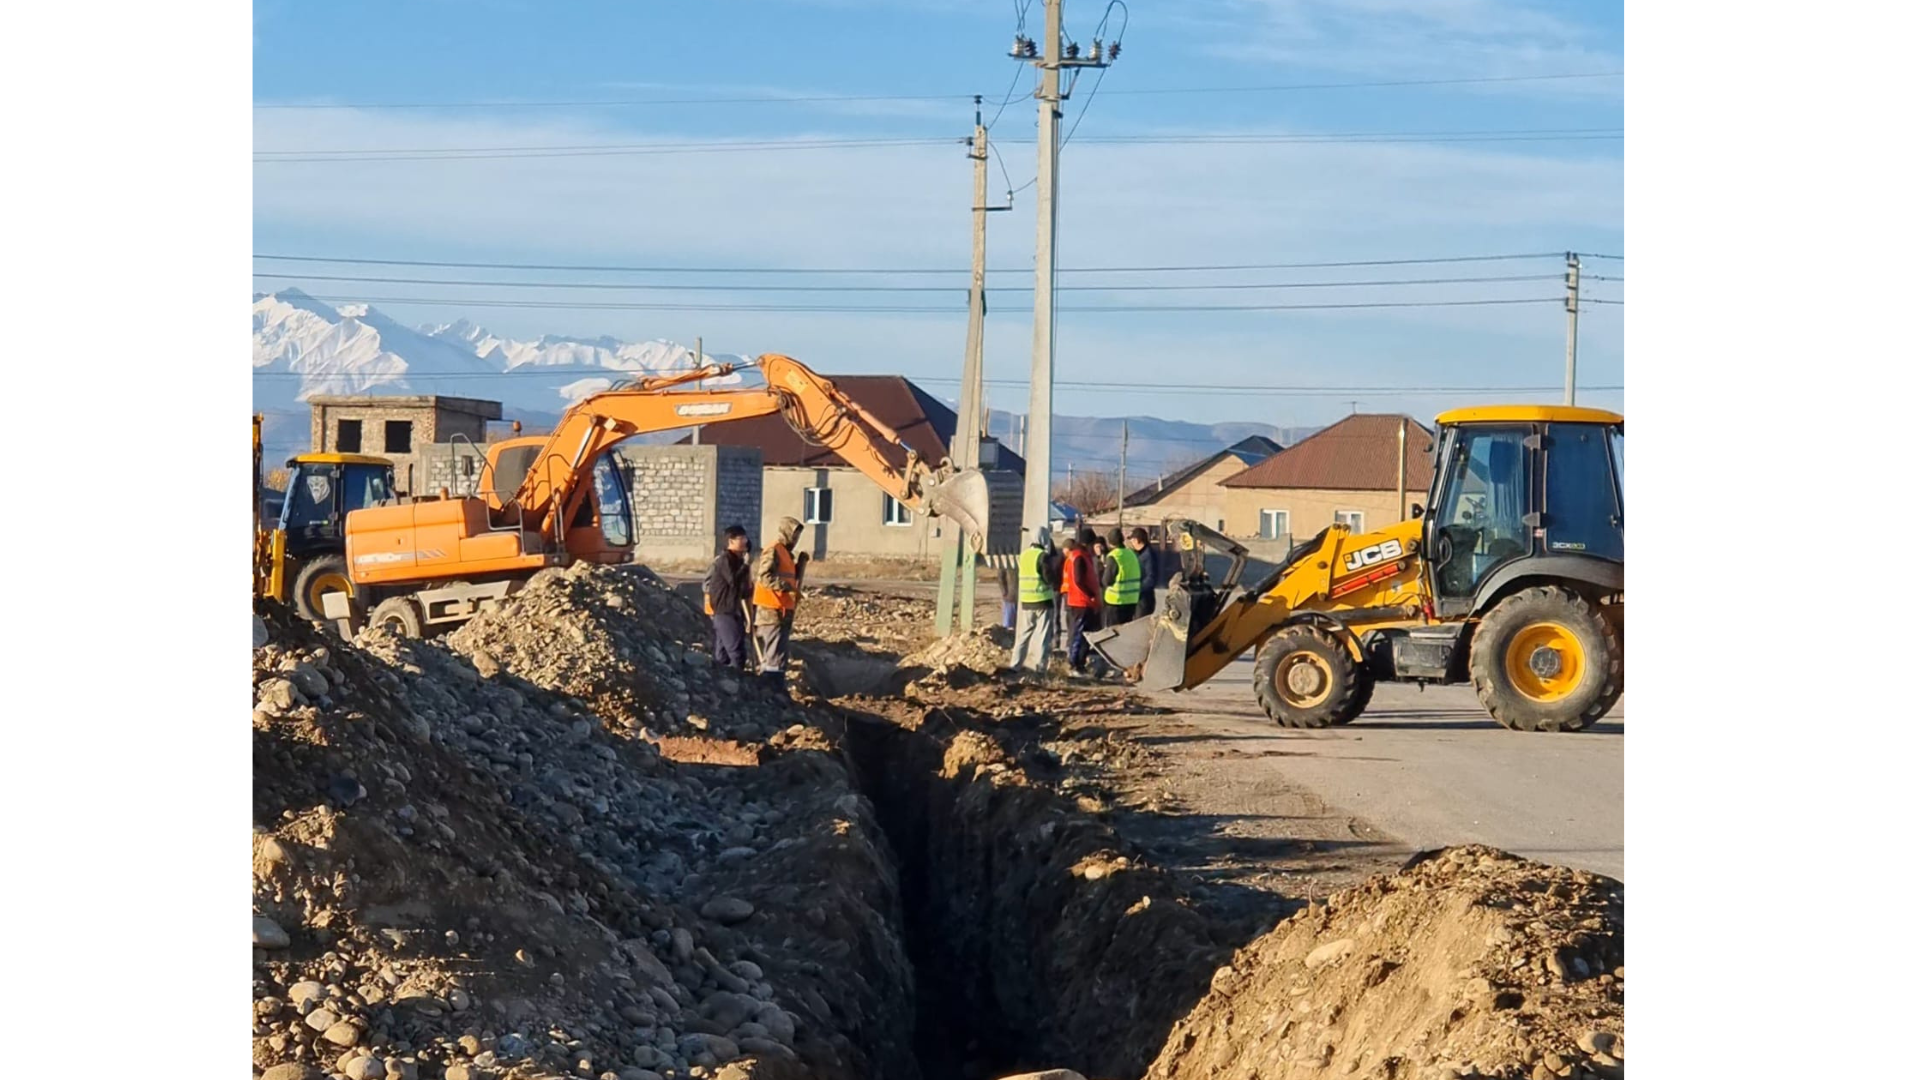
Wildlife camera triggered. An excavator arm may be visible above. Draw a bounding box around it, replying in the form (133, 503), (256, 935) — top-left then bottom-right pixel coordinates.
(505, 353), (991, 547)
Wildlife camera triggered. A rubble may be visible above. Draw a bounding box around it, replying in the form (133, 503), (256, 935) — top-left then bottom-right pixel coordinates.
(1145, 846), (1626, 1080)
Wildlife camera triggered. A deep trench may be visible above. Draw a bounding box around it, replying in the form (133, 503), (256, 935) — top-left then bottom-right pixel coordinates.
(817, 654), (1241, 1080)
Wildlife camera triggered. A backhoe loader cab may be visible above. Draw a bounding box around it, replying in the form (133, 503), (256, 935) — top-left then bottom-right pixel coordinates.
(1088, 405), (1624, 734)
(262, 451), (397, 620)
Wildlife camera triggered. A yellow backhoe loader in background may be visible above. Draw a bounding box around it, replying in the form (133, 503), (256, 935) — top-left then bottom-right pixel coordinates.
(1090, 405), (1623, 733)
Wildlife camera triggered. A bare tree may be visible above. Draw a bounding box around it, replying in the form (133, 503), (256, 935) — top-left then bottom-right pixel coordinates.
(263, 467), (291, 491)
(1053, 469), (1119, 515)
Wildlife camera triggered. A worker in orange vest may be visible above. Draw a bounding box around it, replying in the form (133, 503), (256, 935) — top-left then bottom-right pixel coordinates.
(1061, 527), (1104, 674)
(752, 516), (808, 696)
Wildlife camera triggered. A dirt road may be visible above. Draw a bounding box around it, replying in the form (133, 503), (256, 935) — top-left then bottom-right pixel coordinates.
(1136, 655), (1625, 881)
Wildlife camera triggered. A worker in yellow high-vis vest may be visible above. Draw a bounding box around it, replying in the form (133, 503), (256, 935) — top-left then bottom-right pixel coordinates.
(1008, 527), (1063, 673)
(1100, 526), (1142, 631)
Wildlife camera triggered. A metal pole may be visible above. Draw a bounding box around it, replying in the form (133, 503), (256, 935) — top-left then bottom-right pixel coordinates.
(691, 335), (703, 445)
(1564, 252), (1581, 406)
(1020, 0), (1063, 545)
(938, 100), (993, 636)
(1396, 417), (1407, 522)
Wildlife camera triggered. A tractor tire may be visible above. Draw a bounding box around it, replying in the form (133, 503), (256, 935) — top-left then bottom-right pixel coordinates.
(1253, 624), (1370, 729)
(292, 554), (354, 623)
(1469, 586), (1622, 732)
(367, 596), (426, 638)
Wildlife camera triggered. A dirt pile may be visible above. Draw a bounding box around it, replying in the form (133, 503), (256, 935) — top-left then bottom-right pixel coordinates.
(897, 627), (1013, 685)
(445, 564), (787, 741)
(253, 580), (919, 1080)
(792, 585), (937, 656)
(1145, 846), (1625, 1080)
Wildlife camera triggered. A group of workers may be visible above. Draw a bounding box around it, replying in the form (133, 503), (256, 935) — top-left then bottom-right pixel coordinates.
(701, 515), (810, 697)
(705, 514), (1157, 693)
(1007, 525), (1158, 680)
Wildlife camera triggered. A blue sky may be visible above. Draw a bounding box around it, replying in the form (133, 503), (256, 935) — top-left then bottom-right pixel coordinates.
(252, 0), (1624, 433)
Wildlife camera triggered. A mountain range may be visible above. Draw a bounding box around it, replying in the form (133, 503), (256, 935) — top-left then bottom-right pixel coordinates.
(251, 290), (1316, 475)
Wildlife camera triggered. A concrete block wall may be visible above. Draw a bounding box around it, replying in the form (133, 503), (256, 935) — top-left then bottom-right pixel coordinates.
(714, 446), (764, 539)
(615, 444), (764, 563)
(420, 442), (488, 498)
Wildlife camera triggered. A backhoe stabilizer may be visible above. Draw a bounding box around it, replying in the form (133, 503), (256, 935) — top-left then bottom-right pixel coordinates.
(921, 467), (992, 551)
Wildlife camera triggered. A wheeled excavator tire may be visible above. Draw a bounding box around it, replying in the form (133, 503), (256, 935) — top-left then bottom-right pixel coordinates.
(292, 555), (354, 623)
(1253, 624), (1373, 729)
(1469, 585), (1622, 732)
(367, 596), (426, 638)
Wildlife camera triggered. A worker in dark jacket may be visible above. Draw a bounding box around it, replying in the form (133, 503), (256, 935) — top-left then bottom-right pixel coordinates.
(703, 525), (754, 670)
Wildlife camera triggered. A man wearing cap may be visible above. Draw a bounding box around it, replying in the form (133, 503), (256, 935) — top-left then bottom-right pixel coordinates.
(1062, 526), (1104, 674)
(1128, 527), (1158, 619)
(752, 516), (808, 696)
(1101, 526), (1143, 630)
(704, 524), (753, 671)
(1008, 527), (1063, 673)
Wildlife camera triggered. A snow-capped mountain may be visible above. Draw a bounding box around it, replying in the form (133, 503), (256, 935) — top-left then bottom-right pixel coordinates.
(252, 289), (750, 416)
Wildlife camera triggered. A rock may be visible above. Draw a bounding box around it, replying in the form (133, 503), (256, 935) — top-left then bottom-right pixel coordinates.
(253, 914), (292, 949)
(737, 1037), (795, 1059)
(700, 897), (754, 925)
(323, 1021), (361, 1047)
(287, 980), (327, 1009)
(258, 677), (300, 713)
(261, 1066), (318, 1080)
(1578, 1030), (1619, 1057)
(753, 1005), (795, 1044)
(995, 1072), (1088, 1080)
(448, 987), (472, 1012)
(345, 1056), (385, 1080)
(670, 928), (695, 962)
(618, 1071), (665, 1080)
(253, 615), (269, 648)
(445, 1066), (491, 1080)
(702, 992), (758, 1030)
(1304, 938), (1356, 970)
(496, 1033), (533, 1058)
(303, 1008), (338, 1032)
(288, 662), (331, 698)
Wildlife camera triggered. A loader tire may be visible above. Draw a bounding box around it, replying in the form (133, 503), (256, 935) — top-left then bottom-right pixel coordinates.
(1254, 625), (1370, 729)
(292, 554), (354, 623)
(1470, 585), (1621, 732)
(367, 596), (426, 638)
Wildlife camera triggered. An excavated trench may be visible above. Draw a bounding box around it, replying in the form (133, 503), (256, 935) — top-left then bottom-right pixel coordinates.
(806, 652), (1242, 1080)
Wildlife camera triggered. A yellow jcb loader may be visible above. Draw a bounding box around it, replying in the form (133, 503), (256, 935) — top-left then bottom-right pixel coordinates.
(1089, 405), (1623, 732)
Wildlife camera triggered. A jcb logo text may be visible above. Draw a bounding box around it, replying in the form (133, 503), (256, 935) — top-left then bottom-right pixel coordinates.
(1342, 538), (1404, 572)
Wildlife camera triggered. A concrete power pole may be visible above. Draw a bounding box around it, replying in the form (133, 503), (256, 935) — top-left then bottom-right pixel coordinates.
(937, 98), (1006, 636)
(690, 335), (703, 445)
(1116, 419), (1128, 530)
(1564, 252), (1582, 405)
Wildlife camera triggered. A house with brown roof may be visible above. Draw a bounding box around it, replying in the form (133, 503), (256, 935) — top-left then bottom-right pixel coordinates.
(1218, 414), (1435, 544)
(679, 375), (1025, 561)
(1080, 435), (1283, 534)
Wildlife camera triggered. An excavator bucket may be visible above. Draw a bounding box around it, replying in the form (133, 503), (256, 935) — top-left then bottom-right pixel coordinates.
(1088, 582), (1202, 692)
(922, 468), (992, 550)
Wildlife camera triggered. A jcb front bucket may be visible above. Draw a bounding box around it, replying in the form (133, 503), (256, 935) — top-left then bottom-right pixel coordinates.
(923, 468), (992, 550)
(1088, 599), (1197, 693)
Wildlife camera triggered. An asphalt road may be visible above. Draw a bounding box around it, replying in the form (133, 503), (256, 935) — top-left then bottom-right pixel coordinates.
(1143, 655), (1625, 881)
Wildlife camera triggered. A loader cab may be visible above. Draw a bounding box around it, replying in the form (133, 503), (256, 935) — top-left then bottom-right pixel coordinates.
(1424, 407), (1624, 617)
(278, 454), (396, 558)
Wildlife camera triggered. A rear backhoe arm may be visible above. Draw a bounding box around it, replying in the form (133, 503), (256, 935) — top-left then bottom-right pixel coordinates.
(511, 353), (990, 544)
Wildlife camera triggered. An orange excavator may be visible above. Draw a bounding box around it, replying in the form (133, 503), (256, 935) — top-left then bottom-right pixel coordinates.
(328, 353), (992, 636)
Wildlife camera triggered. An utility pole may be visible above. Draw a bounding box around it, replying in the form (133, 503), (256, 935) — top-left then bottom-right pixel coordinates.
(1116, 419), (1128, 530)
(1564, 252), (1582, 405)
(937, 97), (1008, 636)
(1013, 0), (1111, 547)
(1396, 417), (1408, 521)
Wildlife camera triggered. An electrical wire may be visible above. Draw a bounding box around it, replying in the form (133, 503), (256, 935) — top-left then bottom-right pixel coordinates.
(254, 251), (1579, 274)
(270, 292), (1566, 313)
(251, 271), (1562, 293)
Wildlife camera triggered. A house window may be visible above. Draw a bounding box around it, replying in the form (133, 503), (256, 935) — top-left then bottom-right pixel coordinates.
(1335, 509), (1365, 533)
(1259, 509), (1290, 541)
(803, 487), (834, 524)
(335, 419), (362, 453)
(384, 420), (413, 453)
(883, 494), (912, 527)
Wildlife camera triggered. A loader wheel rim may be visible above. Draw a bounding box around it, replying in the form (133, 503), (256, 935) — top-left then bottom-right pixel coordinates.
(1505, 622), (1585, 702)
(1276, 652), (1334, 709)
(305, 571), (352, 612)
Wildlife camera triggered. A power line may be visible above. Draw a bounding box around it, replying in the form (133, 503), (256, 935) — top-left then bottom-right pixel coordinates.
(251, 70), (1621, 111)
(254, 251), (1574, 275)
(253, 271), (1562, 293)
(254, 128), (1620, 162)
(279, 292), (1566, 313)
